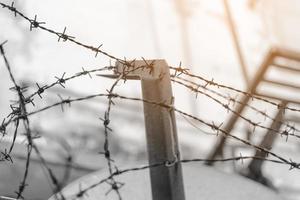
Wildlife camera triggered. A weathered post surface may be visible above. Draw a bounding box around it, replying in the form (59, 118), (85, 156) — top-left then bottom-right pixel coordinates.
(115, 59), (185, 200)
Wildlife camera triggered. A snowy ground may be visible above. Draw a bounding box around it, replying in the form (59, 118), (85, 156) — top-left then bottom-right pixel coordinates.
(53, 163), (285, 200)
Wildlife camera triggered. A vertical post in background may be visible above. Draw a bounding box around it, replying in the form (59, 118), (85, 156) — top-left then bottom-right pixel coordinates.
(174, 0), (197, 116)
(115, 60), (186, 200)
(223, 0), (249, 86)
(248, 101), (287, 176)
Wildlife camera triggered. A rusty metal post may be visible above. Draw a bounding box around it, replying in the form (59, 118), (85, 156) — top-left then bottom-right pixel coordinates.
(115, 60), (185, 200)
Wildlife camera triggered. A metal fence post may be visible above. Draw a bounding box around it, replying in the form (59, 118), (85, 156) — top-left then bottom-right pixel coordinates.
(115, 59), (186, 200)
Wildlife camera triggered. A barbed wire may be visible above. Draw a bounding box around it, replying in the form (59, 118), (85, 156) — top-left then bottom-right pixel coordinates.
(2, 73), (299, 198)
(1, 41), (66, 200)
(171, 77), (300, 140)
(4, 89), (299, 171)
(28, 66), (115, 101)
(0, 65), (116, 135)
(1, 41), (32, 198)
(0, 47), (152, 199)
(174, 76), (300, 135)
(1, 2), (300, 200)
(110, 94), (300, 169)
(169, 66), (300, 113)
(1, 1), (300, 114)
(0, 2), (128, 65)
(4, 66), (298, 147)
(64, 155), (290, 200)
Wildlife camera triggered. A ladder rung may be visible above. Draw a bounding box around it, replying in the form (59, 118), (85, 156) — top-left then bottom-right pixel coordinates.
(255, 92), (300, 105)
(273, 47), (300, 62)
(262, 79), (300, 91)
(272, 62), (300, 73)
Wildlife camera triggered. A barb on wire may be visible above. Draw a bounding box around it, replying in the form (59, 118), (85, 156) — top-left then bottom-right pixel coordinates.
(58, 27), (75, 42)
(36, 82), (46, 98)
(0, 118), (6, 136)
(78, 67), (92, 78)
(173, 61), (189, 77)
(1, 149), (13, 163)
(8, 2), (17, 17)
(30, 15), (45, 31)
(55, 72), (67, 88)
(94, 44), (103, 57)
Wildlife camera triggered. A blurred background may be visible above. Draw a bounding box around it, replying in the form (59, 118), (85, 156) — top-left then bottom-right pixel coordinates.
(0, 0), (300, 199)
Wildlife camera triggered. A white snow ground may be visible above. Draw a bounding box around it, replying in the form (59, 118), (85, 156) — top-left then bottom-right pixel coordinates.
(52, 163), (285, 200)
